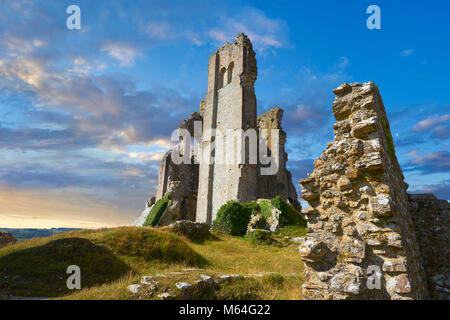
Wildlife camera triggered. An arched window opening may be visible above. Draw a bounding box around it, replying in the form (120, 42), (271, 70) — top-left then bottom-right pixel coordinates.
(227, 62), (234, 84)
(218, 67), (226, 89)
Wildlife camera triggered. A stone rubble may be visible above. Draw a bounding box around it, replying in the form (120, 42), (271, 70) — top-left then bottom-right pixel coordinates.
(127, 270), (290, 300)
(127, 284), (142, 294)
(168, 220), (211, 241)
(157, 292), (176, 300)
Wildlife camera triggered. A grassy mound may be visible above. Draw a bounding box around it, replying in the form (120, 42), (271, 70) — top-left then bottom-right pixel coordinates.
(0, 237), (131, 297)
(143, 192), (171, 227)
(0, 227), (206, 297)
(97, 227), (207, 266)
(57, 231), (304, 300)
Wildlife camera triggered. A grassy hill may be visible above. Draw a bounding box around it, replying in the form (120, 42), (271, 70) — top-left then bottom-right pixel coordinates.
(0, 226), (305, 300)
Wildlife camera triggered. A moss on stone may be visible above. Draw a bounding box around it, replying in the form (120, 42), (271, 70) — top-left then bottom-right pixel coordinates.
(380, 118), (396, 159)
(271, 196), (306, 228)
(143, 192), (171, 227)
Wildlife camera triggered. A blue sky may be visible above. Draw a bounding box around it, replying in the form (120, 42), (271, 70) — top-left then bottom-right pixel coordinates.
(0, 0), (449, 227)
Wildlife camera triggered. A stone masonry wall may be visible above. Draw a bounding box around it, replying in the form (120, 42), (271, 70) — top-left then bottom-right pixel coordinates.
(257, 107), (302, 211)
(196, 33), (258, 224)
(299, 82), (427, 299)
(408, 193), (450, 299)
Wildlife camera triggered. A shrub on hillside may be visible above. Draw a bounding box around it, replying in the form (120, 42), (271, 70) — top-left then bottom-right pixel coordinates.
(258, 200), (272, 220)
(243, 201), (260, 215)
(271, 196), (306, 228)
(143, 192), (171, 227)
(211, 201), (253, 236)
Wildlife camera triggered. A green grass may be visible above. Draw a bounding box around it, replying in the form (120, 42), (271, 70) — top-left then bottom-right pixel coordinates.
(188, 273), (300, 300)
(274, 226), (307, 238)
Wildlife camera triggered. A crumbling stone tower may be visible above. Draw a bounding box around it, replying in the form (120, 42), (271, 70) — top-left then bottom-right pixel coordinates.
(299, 82), (427, 300)
(136, 34), (301, 228)
(196, 34), (259, 223)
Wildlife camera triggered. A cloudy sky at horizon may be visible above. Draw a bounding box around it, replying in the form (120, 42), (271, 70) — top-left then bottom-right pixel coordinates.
(0, 0), (449, 228)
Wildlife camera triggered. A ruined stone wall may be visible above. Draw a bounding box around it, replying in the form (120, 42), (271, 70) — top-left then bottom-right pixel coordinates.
(196, 33), (258, 224)
(257, 107), (301, 211)
(299, 82), (427, 299)
(134, 112), (203, 226)
(408, 194), (450, 299)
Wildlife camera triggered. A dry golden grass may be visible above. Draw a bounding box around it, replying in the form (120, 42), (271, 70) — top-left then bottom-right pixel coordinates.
(1, 227), (304, 300)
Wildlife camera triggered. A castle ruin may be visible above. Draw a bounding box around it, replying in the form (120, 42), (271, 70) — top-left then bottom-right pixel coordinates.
(135, 34), (301, 227)
(134, 35), (449, 300)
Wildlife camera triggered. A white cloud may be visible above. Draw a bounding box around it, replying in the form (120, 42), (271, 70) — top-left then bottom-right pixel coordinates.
(413, 114), (450, 131)
(146, 21), (174, 39)
(337, 56), (349, 69)
(102, 43), (140, 66)
(207, 8), (287, 53)
(400, 49), (414, 57)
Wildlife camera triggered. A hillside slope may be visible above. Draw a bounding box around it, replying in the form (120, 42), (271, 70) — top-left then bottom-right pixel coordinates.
(0, 226), (304, 299)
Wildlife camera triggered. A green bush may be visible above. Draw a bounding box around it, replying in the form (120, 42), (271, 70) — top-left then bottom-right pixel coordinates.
(258, 200), (272, 220)
(271, 196), (306, 228)
(243, 201), (260, 215)
(143, 192), (171, 227)
(211, 201), (253, 236)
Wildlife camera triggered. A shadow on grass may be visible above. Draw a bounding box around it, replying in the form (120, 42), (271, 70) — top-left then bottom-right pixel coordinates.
(0, 237), (132, 298)
(190, 232), (221, 244)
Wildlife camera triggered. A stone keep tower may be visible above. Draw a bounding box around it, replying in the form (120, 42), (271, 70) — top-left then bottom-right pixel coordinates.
(196, 34), (258, 223)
